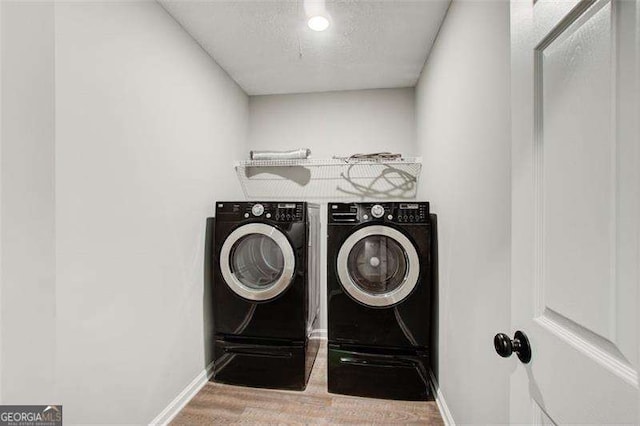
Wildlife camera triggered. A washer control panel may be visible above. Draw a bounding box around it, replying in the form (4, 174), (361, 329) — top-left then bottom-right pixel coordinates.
(216, 202), (305, 222)
(273, 203), (304, 222)
(394, 203), (429, 223)
(329, 202), (429, 224)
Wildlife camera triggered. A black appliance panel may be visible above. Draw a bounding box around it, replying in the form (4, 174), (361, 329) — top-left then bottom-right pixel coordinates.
(213, 217), (308, 341)
(214, 337), (307, 390)
(327, 344), (432, 401)
(329, 202), (429, 224)
(327, 214), (432, 348)
(211, 201), (321, 392)
(326, 202), (436, 401)
(216, 201), (306, 223)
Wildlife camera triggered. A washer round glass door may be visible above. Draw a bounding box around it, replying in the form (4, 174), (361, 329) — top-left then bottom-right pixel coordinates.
(337, 225), (420, 307)
(220, 223), (296, 301)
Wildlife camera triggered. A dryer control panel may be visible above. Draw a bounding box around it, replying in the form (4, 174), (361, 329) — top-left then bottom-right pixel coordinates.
(216, 201), (306, 222)
(329, 202), (430, 224)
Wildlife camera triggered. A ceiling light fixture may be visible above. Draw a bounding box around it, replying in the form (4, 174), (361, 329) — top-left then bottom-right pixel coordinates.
(304, 0), (330, 32)
(308, 15), (330, 31)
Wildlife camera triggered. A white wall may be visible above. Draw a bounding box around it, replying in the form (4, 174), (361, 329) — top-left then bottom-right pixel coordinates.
(0, 1), (3, 402)
(52, 2), (247, 423)
(249, 88), (416, 330)
(415, 0), (511, 423)
(0, 1), (56, 404)
(249, 88), (415, 158)
(0, 2), (513, 423)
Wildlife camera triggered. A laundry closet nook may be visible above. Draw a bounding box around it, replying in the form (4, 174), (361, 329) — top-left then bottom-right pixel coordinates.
(1, 0), (639, 425)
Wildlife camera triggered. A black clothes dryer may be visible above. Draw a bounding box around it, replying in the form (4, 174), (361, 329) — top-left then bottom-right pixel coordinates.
(210, 201), (321, 391)
(327, 202), (434, 401)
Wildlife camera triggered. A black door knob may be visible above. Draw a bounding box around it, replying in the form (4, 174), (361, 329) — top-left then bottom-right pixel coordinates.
(494, 330), (531, 364)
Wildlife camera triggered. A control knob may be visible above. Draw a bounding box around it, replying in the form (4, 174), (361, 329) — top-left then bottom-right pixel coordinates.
(251, 204), (264, 217)
(371, 204), (385, 219)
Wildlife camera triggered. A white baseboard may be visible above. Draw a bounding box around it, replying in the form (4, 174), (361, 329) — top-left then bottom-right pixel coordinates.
(150, 333), (444, 426)
(310, 328), (327, 339)
(149, 361), (214, 426)
(429, 370), (455, 426)
(149, 329), (326, 425)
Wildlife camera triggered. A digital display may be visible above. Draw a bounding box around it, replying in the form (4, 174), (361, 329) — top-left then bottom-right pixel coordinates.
(400, 203), (419, 209)
(278, 203), (296, 209)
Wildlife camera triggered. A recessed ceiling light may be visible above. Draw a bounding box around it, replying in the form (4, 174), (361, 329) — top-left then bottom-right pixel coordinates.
(308, 15), (330, 31)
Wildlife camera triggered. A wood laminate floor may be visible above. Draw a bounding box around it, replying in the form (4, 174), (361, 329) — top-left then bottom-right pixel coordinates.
(171, 344), (444, 425)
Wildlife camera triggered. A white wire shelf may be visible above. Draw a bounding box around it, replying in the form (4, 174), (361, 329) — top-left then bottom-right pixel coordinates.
(234, 157), (422, 201)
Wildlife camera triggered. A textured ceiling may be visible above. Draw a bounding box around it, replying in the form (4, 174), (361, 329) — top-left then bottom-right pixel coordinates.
(159, 0), (451, 95)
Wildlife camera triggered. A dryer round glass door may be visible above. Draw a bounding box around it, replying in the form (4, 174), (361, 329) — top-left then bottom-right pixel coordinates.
(337, 225), (420, 307)
(220, 223), (295, 301)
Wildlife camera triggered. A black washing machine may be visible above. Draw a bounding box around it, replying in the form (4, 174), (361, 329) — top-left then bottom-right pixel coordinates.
(327, 202), (434, 401)
(211, 201), (321, 390)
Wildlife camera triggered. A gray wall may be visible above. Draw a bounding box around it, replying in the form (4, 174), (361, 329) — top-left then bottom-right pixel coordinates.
(248, 88), (416, 330)
(53, 2), (248, 423)
(0, 1), (2, 402)
(0, 1), (514, 423)
(415, 0), (511, 423)
(1, 1), (248, 423)
(0, 1), (56, 404)
(249, 88), (416, 158)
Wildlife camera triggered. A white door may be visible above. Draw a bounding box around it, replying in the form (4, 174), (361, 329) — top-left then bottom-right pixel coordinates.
(510, 0), (640, 423)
